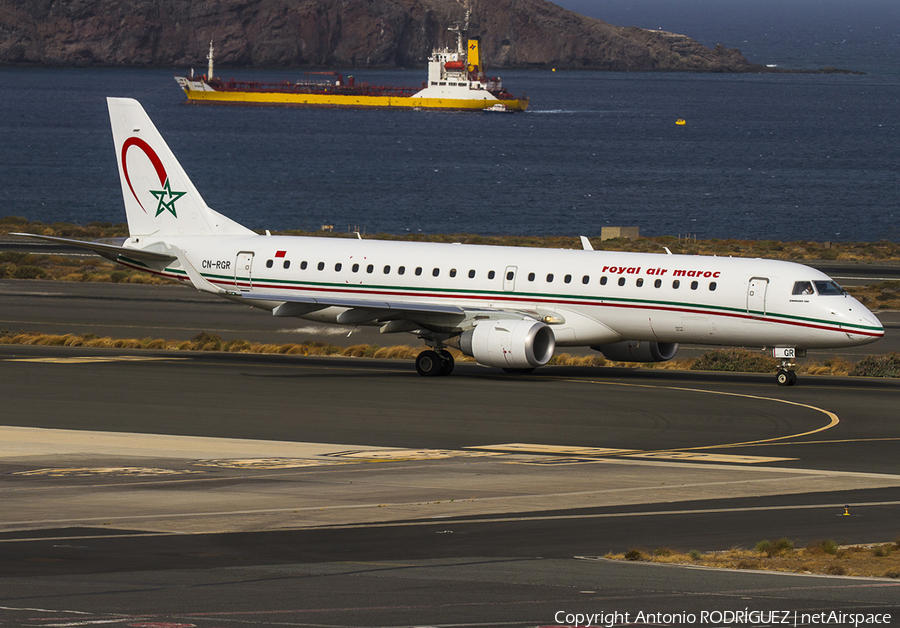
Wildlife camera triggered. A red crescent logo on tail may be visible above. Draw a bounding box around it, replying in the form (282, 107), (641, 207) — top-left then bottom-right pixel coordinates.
(121, 137), (168, 213)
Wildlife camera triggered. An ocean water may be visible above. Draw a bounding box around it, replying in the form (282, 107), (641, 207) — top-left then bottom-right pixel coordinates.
(561, 0), (900, 75)
(1, 64), (898, 242)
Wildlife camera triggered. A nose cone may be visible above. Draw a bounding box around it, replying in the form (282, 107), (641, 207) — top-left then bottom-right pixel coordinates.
(845, 298), (884, 345)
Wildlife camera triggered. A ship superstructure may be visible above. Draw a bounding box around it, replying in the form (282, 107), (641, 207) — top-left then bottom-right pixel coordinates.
(174, 18), (528, 112)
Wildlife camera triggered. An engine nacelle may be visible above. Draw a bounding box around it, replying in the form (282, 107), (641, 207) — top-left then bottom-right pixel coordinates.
(454, 319), (556, 369)
(593, 340), (679, 362)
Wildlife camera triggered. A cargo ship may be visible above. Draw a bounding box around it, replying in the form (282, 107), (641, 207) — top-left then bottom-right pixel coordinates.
(175, 21), (528, 112)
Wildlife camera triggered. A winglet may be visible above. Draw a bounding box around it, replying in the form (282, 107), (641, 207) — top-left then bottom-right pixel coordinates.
(580, 236), (594, 251)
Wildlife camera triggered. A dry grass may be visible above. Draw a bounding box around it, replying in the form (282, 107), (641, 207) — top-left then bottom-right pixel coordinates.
(1, 331), (897, 379)
(0, 330), (473, 363)
(608, 538), (900, 579)
(0, 251), (168, 284)
(847, 281), (900, 311)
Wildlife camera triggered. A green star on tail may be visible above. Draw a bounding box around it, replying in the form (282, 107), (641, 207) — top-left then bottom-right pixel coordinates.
(150, 179), (187, 218)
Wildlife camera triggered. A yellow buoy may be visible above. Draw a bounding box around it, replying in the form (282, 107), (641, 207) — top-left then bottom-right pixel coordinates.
(676, 119), (686, 126)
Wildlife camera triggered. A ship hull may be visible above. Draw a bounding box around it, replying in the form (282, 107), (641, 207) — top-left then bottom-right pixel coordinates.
(179, 85), (528, 112)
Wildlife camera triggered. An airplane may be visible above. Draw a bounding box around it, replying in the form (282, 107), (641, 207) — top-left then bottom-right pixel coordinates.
(15, 97), (884, 386)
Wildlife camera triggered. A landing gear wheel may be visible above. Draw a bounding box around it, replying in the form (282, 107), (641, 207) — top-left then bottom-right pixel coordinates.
(776, 369), (797, 386)
(438, 350), (455, 376)
(416, 350), (444, 377)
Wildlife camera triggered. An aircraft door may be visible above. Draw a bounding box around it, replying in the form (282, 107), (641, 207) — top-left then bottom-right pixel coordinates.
(503, 266), (517, 292)
(747, 277), (769, 316)
(234, 251), (254, 291)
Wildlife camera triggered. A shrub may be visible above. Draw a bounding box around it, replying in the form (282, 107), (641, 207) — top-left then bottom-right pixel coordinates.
(0, 251), (29, 263)
(756, 537), (794, 557)
(849, 353), (900, 378)
(755, 540), (772, 554)
(224, 339), (252, 353)
(11, 265), (47, 279)
(692, 348), (777, 373)
(189, 332), (223, 352)
(688, 549), (701, 561)
(624, 549), (645, 561)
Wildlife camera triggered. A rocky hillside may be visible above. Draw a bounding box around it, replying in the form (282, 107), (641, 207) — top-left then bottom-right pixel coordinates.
(0, 0), (763, 71)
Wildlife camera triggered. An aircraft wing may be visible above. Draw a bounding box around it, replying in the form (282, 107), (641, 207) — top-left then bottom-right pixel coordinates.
(240, 291), (467, 318)
(11, 233), (177, 263)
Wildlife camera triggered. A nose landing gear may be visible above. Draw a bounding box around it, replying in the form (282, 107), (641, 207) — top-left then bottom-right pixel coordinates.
(776, 364), (798, 386)
(772, 347), (804, 386)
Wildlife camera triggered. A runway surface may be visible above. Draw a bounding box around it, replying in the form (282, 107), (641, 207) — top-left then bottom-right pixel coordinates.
(2, 342), (900, 626)
(2, 277), (900, 626)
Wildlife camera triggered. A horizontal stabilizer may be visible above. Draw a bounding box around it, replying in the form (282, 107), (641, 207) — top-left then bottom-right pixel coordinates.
(11, 233), (176, 263)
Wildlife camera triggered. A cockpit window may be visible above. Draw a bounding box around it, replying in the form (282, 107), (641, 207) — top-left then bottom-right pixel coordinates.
(814, 280), (846, 296)
(792, 281), (814, 295)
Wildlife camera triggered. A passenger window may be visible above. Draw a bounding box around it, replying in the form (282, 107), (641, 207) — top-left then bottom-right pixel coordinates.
(814, 280), (845, 296)
(654, 279), (662, 288)
(506, 270), (514, 281)
(317, 261), (324, 271)
(793, 281), (814, 295)
(450, 269), (457, 278)
(488, 270), (495, 280)
(528, 272), (535, 281)
(398, 266), (405, 275)
(367, 264), (374, 273)
(266, 259), (273, 268)
(300, 261), (308, 270)
(546, 273), (554, 282)
(709, 282), (717, 291)
(334, 263), (342, 271)
(673, 280), (680, 289)
(284, 260), (291, 269)
(582, 275), (590, 285)
(691, 281), (698, 290)
(384, 265), (391, 274)
(600, 276), (607, 285)
(564, 274), (572, 284)
(469, 269), (476, 278)
(352, 263), (359, 273)
(433, 268), (440, 277)
(618, 277), (625, 286)
(415, 267), (423, 276)
(636, 278), (644, 287)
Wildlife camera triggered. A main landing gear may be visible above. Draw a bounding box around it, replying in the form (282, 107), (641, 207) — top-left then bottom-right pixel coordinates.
(415, 349), (455, 377)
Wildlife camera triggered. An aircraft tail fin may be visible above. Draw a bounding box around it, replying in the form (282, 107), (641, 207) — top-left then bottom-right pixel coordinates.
(107, 97), (255, 238)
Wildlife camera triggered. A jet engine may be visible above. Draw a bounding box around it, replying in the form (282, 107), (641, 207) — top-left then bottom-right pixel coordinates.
(593, 340), (678, 362)
(452, 320), (556, 369)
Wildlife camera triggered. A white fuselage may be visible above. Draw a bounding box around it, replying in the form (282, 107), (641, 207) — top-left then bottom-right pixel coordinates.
(124, 234), (884, 351)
